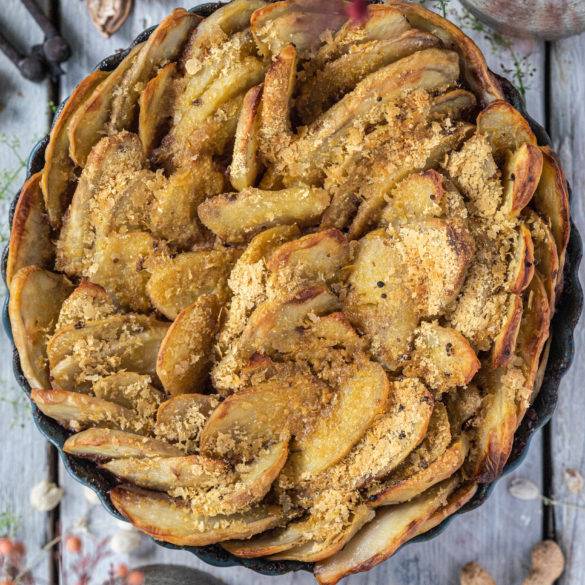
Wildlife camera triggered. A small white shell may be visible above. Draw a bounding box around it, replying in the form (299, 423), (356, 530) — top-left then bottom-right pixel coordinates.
(110, 529), (143, 554)
(508, 477), (540, 501)
(83, 486), (100, 505)
(30, 480), (64, 511)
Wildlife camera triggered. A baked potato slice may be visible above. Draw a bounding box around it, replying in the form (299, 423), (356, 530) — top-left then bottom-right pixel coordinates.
(258, 44), (296, 163)
(297, 30), (441, 124)
(223, 521), (308, 558)
(7, 173), (54, 284)
(9, 267), (73, 388)
(110, 485), (283, 546)
(68, 44), (144, 167)
(500, 143), (543, 217)
(506, 223), (535, 294)
(109, 9), (199, 132)
(90, 231), (160, 313)
(102, 454), (228, 491)
(429, 89), (477, 120)
(533, 147), (570, 272)
(42, 71), (109, 228)
(233, 223), (300, 266)
(404, 322), (480, 393)
(314, 477), (459, 585)
(370, 435), (469, 506)
(288, 358), (390, 479)
(476, 100), (537, 158)
(270, 506), (375, 563)
(231, 84), (263, 191)
(56, 282), (115, 331)
(47, 314), (169, 391)
(198, 186), (330, 244)
(446, 384), (483, 433)
(491, 294), (523, 369)
(156, 294), (221, 396)
(146, 248), (238, 320)
(63, 428), (184, 460)
(31, 389), (142, 433)
(139, 62), (176, 156)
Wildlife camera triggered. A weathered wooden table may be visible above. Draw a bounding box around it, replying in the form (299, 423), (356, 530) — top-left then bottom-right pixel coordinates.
(0, 1), (583, 583)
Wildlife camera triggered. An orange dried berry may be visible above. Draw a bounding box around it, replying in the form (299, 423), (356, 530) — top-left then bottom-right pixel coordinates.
(127, 570), (145, 585)
(12, 541), (25, 557)
(0, 537), (14, 555)
(116, 563), (129, 578)
(65, 535), (82, 554)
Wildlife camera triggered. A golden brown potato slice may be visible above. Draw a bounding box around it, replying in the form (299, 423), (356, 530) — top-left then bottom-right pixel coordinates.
(491, 294), (523, 369)
(90, 231), (160, 313)
(198, 186), (330, 244)
(500, 143), (543, 217)
(63, 428), (184, 460)
(156, 295), (221, 396)
(287, 357), (390, 479)
(68, 44), (144, 167)
(139, 62), (176, 156)
(251, 0), (346, 59)
(146, 248), (238, 320)
(31, 389), (143, 433)
(429, 89), (477, 120)
(314, 477), (459, 585)
(506, 223), (535, 294)
(102, 454), (228, 491)
(370, 435), (469, 506)
(516, 272), (550, 411)
(373, 2), (503, 104)
(525, 210), (559, 308)
(92, 372), (163, 419)
(413, 481), (478, 537)
(270, 506), (375, 563)
(344, 230), (418, 370)
(150, 158), (226, 249)
(379, 170), (445, 227)
(155, 393), (219, 452)
(446, 385), (482, 432)
(468, 366), (524, 482)
(201, 367), (328, 458)
(42, 71), (109, 228)
(404, 322), (480, 393)
(109, 9), (199, 132)
(533, 147), (570, 273)
(47, 314), (169, 391)
(110, 485), (283, 546)
(7, 173), (54, 284)
(297, 30), (441, 123)
(322, 377), (433, 490)
(9, 267), (73, 388)
(231, 84), (263, 191)
(56, 282), (116, 331)
(476, 100), (537, 158)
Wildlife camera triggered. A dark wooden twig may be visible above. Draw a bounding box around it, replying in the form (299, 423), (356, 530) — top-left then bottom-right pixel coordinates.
(0, 29), (46, 81)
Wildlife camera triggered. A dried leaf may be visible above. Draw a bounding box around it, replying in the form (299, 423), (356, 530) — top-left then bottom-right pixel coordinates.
(564, 468), (584, 495)
(86, 0), (134, 37)
(508, 477), (540, 501)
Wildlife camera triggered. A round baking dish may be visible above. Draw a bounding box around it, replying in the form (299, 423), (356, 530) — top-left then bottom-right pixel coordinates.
(2, 1), (583, 577)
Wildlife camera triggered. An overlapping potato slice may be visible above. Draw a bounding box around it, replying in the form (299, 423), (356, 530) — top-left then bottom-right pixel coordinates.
(102, 454), (228, 491)
(109, 9), (199, 132)
(42, 71), (109, 228)
(47, 314), (169, 391)
(231, 84), (262, 190)
(404, 322), (480, 393)
(7, 173), (54, 284)
(150, 158), (226, 249)
(370, 435), (468, 506)
(297, 30), (441, 123)
(429, 89), (477, 120)
(156, 294), (221, 396)
(110, 485), (283, 546)
(89, 232), (160, 312)
(146, 248), (238, 319)
(31, 389), (143, 433)
(9, 267), (73, 388)
(198, 186), (330, 244)
(446, 384), (483, 433)
(68, 44), (144, 167)
(506, 223), (535, 294)
(314, 477), (459, 585)
(491, 294), (523, 369)
(64, 428), (184, 460)
(55, 282), (116, 331)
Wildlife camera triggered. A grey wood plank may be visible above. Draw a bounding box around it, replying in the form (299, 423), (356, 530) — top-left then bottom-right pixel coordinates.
(0, 1), (53, 582)
(549, 30), (585, 585)
(53, 1), (548, 584)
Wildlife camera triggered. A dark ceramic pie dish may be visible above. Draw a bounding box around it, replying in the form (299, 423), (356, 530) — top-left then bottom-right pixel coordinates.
(2, 1), (582, 577)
